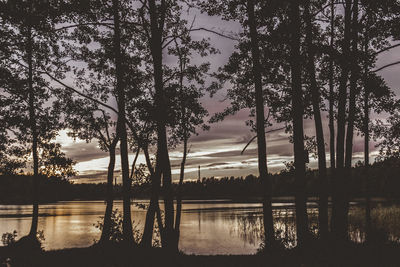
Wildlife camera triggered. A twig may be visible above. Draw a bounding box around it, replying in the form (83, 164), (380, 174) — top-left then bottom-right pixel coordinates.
(241, 127), (286, 155)
(373, 60), (400, 73)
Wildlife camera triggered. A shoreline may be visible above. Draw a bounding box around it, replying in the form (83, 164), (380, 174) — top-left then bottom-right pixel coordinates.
(1, 242), (400, 267)
(0, 196), (397, 206)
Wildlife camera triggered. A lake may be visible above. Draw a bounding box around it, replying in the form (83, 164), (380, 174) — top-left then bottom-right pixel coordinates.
(0, 200), (398, 254)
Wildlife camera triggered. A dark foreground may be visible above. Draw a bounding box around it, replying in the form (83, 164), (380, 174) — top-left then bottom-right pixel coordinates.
(1, 241), (400, 267)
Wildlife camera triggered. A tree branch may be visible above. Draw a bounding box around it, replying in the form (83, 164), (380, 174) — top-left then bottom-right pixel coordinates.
(54, 22), (115, 32)
(143, 144), (155, 176)
(129, 147), (141, 180)
(311, 1), (345, 18)
(43, 71), (119, 114)
(3, 56), (119, 115)
(373, 60), (400, 73)
(241, 127), (286, 155)
(189, 27), (239, 41)
(373, 43), (400, 56)
(162, 70), (181, 85)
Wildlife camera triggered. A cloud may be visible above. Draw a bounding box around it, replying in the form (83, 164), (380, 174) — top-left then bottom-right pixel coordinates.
(63, 142), (108, 162)
(62, 12), (398, 184)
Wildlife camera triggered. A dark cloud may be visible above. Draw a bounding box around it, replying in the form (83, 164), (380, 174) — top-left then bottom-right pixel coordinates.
(204, 162), (230, 168)
(62, 141), (108, 162)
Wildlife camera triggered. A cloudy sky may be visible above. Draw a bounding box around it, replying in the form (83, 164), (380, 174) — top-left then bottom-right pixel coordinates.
(54, 9), (400, 184)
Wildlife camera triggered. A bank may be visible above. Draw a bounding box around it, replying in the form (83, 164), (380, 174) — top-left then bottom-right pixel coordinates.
(1, 241), (400, 267)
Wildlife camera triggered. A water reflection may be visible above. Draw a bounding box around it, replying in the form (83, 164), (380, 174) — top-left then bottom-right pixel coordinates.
(227, 207), (322, 249)
(0, 201), (399, 254)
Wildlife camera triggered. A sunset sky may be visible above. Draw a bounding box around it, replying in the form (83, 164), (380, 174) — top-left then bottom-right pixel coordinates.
(54, 11), (400, 184)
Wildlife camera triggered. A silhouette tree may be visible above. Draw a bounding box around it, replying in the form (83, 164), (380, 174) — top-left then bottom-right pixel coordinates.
(137, 0), (213, 249)
(168, 30), (211, 250)
(361, 0), (400, 240)
(197, 0), (290, 246)
(311, 0), (400, 241)
(0, 71), (28, 174)
(303, 0), (328, 240)
(247, 0), (275, 246)
(146, 0), (176, 248)
(375, 111), (400, 160)
(0, 0), (67, 241)
(344, 0), (359, 173)
(58, 92), (120, 243)
(57, 0), (147, 244)
(331, 0), (352, 241)
(111, 0), (133, 244)
(328, 0), (336, 171)
(288, 0), (308, 247)
(39, 142), (76, 179)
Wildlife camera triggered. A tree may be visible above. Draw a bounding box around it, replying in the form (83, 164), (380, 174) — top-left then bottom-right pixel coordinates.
(303, 0), (328, 240)
(331, 0), (352, 240)
(60, 0), (146, 244)
(375, 111), (400, 160)
(132, 0), (213, 249)
(168, 29), (211, 250)
(247, 0), (275, 246)
(328, 0), (336, 171)
(344, 0), (359, 170)
(360, 0), (400, 241)
(288, 0), (308, 247)
(58, 92), (120, 243)
(146, 0), (176, 248)
(198, 0), (290, 247)
(0, 69), (28, 175)
(127, 0), (213, 249)
(0, 0), (66, 239)
(39, 142), (76, 179)
(322, 0), (400, 241)
(111, 0), (134, 244)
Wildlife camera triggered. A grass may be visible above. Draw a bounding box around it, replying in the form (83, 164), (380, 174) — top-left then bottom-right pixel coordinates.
(349, 204), (400, 243)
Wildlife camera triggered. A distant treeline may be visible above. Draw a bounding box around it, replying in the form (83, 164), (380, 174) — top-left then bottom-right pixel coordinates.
(1, 158), (399, 204)
(0, 175), (109, 204)
(134, 158), (400, 200)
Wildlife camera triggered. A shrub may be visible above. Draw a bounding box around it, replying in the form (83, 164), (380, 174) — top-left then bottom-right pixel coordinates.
(94, 209), (141, 244)
(1, 230), (17, 246)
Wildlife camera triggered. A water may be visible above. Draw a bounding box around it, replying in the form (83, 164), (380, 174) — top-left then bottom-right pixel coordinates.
(0, 200), (398, 254)
(0, 200), (267, 254)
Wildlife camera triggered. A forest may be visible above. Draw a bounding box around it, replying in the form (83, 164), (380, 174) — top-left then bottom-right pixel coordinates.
(2, 159), (400, 204)
(1, 0), (400, 266)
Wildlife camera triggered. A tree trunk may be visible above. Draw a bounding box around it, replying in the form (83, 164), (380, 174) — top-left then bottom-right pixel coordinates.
(112, 0), (133, 244)
(345, 0), (359, 169)
(247, 0), (275, 246)
(27, 24), (39, 238)
(289, 0), (308, 247)
(173, 51), (189, 250)
(99, 139), (118, 243)
(155, 203), (165, 247)
(342, 0), (359, 238)
(174, 136), (188, 250)
(329, 0), (336, 171)
(156, 129), (173, 249)
(363, 17), (371, 241)
(140, 145), (163, 248)
(148, 0), (175, 250)
(332, 0), (352, 241)
(304, 0), (328, 240)
(364, 72), (371, 242)
(140, 188), (156, 247)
